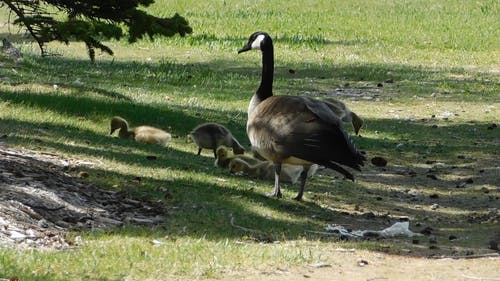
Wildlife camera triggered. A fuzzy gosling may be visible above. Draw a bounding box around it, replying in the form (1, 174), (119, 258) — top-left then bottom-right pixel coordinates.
(110, 116), (171, 145)
(189, 123), (245, 158)
(215, 146), (262, 168)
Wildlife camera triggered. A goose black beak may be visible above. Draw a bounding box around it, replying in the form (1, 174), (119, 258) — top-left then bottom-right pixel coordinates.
(238, 45), (251, 54)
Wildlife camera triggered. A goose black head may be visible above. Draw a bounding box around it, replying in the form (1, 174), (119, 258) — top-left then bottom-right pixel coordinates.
(238, 31), (272, 53)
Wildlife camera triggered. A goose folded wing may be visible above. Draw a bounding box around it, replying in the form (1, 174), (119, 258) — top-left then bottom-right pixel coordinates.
(273, 101), (365, 178)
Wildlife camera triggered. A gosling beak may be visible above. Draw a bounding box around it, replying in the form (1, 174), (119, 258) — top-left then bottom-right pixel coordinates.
(238, 44), (251, 54)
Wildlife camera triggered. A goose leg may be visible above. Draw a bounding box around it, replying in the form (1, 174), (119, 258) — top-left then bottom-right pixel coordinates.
(197, 148), (202, 155)
(213, 149), (217, 158)
(268, 163), (282, 198)
(293, 168), (309, 201)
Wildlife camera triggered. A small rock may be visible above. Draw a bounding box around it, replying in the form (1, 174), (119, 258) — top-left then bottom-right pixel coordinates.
(430, 203), (440, 210)
(377, 83), (383, 87)
(146, 155), (157, 160)
(408, 190), (422, 197)
(371, 156), (388, 167)
(357, 260), (369, 267)
(465, 178), (474, 184)
(78, 171), (89, 178)
(10, 230), (27, 240)
(457, 155), (466, 159)
(429, 193), (439, 199)
(431, 124), (438, 128)
(489, 240), (499, 251)
(456, 181), (467, 188)
(288, 69), (296, 74)
(385, 79), (394, 83)
(448, 235), (458, 241)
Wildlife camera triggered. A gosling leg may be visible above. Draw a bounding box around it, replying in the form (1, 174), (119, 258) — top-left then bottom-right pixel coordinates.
(197, 148), (202, 155)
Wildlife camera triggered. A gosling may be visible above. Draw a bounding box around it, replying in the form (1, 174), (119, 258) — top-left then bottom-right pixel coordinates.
(215, 146), (262, 169)
(229, 158), (305, 184)
(189, 123), (245, 158)
(110, 116), (171, 145)
(323, 97), (364, 135)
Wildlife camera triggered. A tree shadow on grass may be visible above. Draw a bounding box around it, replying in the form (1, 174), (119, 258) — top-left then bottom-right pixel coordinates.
(1, 116), (498, 259)
(7, 54), (499, 106)
(0, 88), (249, 144)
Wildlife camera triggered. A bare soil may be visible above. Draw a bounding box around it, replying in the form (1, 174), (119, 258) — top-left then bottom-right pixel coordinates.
(0, 142), (166, 249)
(206, 251), (500, 281)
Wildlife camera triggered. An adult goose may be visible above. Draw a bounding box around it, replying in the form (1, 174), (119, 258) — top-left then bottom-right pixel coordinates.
(238, 31), (366, 200)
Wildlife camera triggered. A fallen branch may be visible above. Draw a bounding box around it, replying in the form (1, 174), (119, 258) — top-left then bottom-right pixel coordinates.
(429, 253), (500, 260)
(305, 230), (342, 236)
(229, 213), (261, 233)
(305, 229), (364, 238)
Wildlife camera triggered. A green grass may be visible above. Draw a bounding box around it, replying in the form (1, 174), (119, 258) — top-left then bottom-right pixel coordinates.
(1, 0), (499, 280)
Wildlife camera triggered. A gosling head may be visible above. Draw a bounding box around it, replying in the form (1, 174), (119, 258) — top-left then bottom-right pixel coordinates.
(238, 31), (272, 54)
(216, 146), (229, 160)
(350, 112), (364, 135)
(110, 116), (128, 135)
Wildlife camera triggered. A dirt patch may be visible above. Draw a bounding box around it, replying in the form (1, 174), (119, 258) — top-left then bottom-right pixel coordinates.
(0, 142), (166, 249)
(204, 250), (500, 281)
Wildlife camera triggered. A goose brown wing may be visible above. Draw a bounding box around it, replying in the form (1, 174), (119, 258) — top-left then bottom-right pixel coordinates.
(272, 97), (365, 170)
(281, 117), (364, 169)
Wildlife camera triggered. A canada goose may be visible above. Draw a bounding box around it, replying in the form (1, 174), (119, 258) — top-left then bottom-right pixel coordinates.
(238, 31), (366, 200)
(215, 146), (262, 168)
(323, 97), (364, 135)
(228, 158), (303, 184)
(189, 123), (245, 158)
(110, 116), (171, 145)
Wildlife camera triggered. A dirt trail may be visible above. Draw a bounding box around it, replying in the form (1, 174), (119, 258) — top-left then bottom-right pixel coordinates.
(207, 250), (500, 281)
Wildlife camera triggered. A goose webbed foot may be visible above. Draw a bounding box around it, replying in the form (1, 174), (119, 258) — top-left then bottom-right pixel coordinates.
(267, 190), (282, 198)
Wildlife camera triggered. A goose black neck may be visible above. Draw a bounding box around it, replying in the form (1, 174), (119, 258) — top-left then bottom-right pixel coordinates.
(256, 46), (274, 100)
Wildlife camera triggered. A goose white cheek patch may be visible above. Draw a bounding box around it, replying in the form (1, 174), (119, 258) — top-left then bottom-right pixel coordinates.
(251, 34), (265, 50)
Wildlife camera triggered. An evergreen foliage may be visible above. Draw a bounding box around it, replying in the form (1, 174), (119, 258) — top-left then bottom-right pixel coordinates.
(1, 0), (192, 61)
